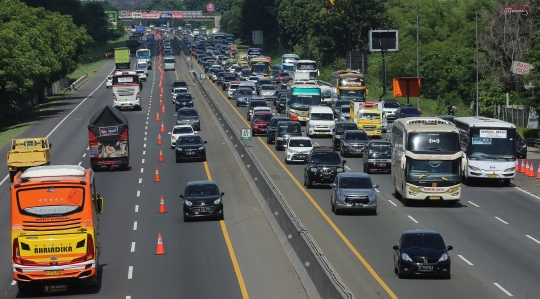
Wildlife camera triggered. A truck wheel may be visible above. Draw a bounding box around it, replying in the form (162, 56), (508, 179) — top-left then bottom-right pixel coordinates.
(9, 171), (17, 182)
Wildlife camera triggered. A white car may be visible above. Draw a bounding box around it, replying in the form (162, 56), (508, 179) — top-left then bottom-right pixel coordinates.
(105, 75), (113, 88)
(172, 87), (189, 103)
(135, 70), (147, 82)
(284, 137), (313, 164)
(170, 125), (195, 148)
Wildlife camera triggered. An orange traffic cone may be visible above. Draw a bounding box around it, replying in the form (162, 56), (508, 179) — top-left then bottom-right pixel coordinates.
(161, 104), (166, 114)
(160, 122), (165, 133)
(536, 165), (540, 179)
(158, 196), (167, 213)
(156, 111), (160, 122)
(154, 167), (161, 182)
(157, 133), (163, 145)
(525, 162), (530, 176)
(155, 233), (165, 255)
(158, 148), (164, 162)
(529, 162), (535, 177)
(159, 94), (163, 103)
(520, 159), (526, 173)
(515, 158), (520, 172)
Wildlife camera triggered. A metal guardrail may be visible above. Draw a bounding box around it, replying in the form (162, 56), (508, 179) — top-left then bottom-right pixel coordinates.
(317, 80), (332, 87)
(70, 73), (88, 91)
(175, 36), (355, 299)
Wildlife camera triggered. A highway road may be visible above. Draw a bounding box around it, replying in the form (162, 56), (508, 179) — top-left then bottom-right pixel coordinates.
(0, 35), (309, 298)
(177, 35), (540, 299)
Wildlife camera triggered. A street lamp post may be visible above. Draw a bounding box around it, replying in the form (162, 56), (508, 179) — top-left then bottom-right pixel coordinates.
(416, 0), (420, 109)
(476, 0), (479, 116)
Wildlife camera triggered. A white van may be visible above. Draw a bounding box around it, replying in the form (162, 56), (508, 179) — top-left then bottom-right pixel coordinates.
(136, 61), (149, 76)
(306, 106), (336, 137)
(163, 56), (175, 71)
(238, 81), (256, 92)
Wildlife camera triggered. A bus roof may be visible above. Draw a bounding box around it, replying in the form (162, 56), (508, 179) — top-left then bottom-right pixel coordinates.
(454, 116), (516, 128)
(393, 117), (458, 133)
(20, 165), (87, 180)
(333, 70), (364, 77)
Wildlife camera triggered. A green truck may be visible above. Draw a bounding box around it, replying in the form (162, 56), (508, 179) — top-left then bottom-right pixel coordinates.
(114, 47), (131, 70)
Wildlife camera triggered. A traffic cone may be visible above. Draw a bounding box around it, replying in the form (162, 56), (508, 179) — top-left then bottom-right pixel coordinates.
(161, 104), (166, 114)
(520, 159), (526, 173)
(156, 111), (160, 122)
(155, 233), (165, 255)
(157, 133), (163, 145)
(529, 162), (535, 177)
(158, 196), (167, 213)
(154, 167), (161, 182)
(525, 162), (530, 176)
(536, 165), (540, 179)
(161, 88), (164, 95)
(160, 96), (163, 105)
(160, 122), (165, 133)
(515, 158), (520, 172)
(158, 148), (164, 162)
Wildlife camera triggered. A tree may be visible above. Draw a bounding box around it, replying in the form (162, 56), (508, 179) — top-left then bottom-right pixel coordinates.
(237, 0), (280, 48)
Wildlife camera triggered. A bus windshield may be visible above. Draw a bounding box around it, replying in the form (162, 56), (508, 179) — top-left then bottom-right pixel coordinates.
(408, 132), (460, 153)
(251, 63), (271, 75)
(468, 128), (515, 159)
(290, 95), (320, 109)
(282, 64), (294, 72)
(338, 76), (364, 87)
(340, 89), (365, 101)
(406, 158), (461, 183)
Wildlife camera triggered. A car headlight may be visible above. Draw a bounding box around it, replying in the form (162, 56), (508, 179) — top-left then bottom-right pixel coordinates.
(337, 167), (344, 172)
(198, 146), (205, 150)
(176, 148), (183, 151)
(368, 192), (376, 201)
(184, 200), (192, 206)
(194, 119), (200, 123)
(407, 184), (423, 194)
(343, 142), (350, 147)
(337, 192), (346, 200)
(214, 198), (221, 205)
(252, 125), (258, 128)
(504, 167), (515, 172)
(401, 253), (412, 262)
(310, 167), (318, 172)
(172, 136), (177, 140)
(468, 165), (481, 171)
(287, 149), (294, 154)
(309, 125), (315, 128)
(277, 137), (283, 140)
(438, 253), (448, 262)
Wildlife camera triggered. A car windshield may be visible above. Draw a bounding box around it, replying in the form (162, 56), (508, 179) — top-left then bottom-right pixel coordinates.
(261, 85), (276, 90)
(279, 124), (301, 134)
(336, 124), (357, 133)
(401, 107), (419, 114)
(310, 113), (334, 120)
(340, 106), (350, 113)
(345, 132), (368, 141)
(384, 102), (400, 108)
(251, 101), (267, 107)
(178, 110), (198, 116)
(369, 143), (391, 153)
(401, 233), (446, 249)
(335, 101), (351, 109)
(289, 139), (312, 147)
(279, 72), (290, 77)
(238, 89), (252, 96)
(241, 70), (250, 76)
(173, 127), (193, 134)
(173, 82), (187, 87)
(253, 114), (272, 122)
(186, 184), (219, 197)
(310, 153), (341, 164)
(178, 136), (203, 145)
(339, 177), (372, 189)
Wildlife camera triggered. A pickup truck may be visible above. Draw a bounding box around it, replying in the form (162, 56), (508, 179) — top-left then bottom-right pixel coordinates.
(7, 137), (52, 182)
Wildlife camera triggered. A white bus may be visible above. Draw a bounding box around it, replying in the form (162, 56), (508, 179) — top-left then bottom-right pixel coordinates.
(391, 117), (464, 206)
(454, 117), (516, 186)
(294, 60), (319, 79)
(112, 71), (142, 110)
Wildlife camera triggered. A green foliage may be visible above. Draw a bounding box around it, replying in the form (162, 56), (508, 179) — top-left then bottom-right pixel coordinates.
(236, 0), (280, 50)
(134, 0), (184, 10)
(522, 128), (540, 139)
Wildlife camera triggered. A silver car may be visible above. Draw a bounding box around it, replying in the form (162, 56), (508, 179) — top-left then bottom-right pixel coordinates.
(259, 84), (277, 100)
(235, 88), (254, 107)
(330, 172), (378, 215)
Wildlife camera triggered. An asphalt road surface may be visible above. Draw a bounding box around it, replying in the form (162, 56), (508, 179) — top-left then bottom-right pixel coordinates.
(177, 34), (540, 299)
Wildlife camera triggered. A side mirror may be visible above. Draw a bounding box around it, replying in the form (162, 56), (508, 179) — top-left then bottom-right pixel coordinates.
(49, 143), (52, 148)
(221, 192), (225, 196)
(179, 194), (185, 199)
(447, 245), (453, 251)
(204, 141), (208, 144)
(198, 113), (202, 116)
(334, 118), (338, 122)
(95, 194), (104, 214)
(393, 245), (399, 250)
(373, 184), (379, 188)
(342, 160), (346, 164)
(330, 183), (336, 188)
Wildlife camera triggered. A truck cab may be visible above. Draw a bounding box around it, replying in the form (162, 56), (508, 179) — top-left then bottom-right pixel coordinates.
(351, 102), (385, 138)
(7, 138), (52, 182)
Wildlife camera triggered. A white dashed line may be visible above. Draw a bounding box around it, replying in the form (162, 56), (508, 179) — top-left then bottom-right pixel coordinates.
(142, 159), (145, 164)
(133, 222), (137, 230)
(139, 178), (142, 184)
(495, 217), (509, 224)
(145, 126), (148, 130)
(78, 161), (82, 166)
(137, 191), (140, 197)
(526, 235), (540, 244)
(494, 283), (513, 296)
(143, 151), (146, 155)
(131, 242), (136, 252)
(344, 166), (351, 170)
(144, 137), (147, 141)
(141, 168), (144, 173)
(128, 266), (133, 279)
(82, 153), (86, 158)
(145, 131), (147, 135)
(127, 297), (131, 299)
(11, 280), (16, 286)
(374, 188), (380, 193)
(457, 255), (474, 265)
(135, 205), (139, 212)
(468, 201), (480, 207)
(388, 200), (398, 207)
(146, 121), (148, 125)
(144, 143), (146, 148)
(407, 215), (419, 223)
(87, 146), (89, 150)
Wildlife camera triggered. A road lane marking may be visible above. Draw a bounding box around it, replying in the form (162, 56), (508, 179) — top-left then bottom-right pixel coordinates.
(87, 146), (89, 150)
(143, 151), (146, 155)
(142, 159), (145, 164)
(131, 242), (136, 252)
(141, 168), (144, 173)
(144, 143), (146, 147)
(78, 161), (82, 166)
(407, 215), (419, 223)
(193, 51), (397, 299)
(513, 186), (540, 200)
(494, 283), (513, 296)
(468, 201), (480, 207)
(11, 280), (16, 286)
(139, 178), (142, 184)
(526, 235), (540, 244)
(495, 217), (509, 224)
(457, 255), (474, 265)
(203, 161), (249, 299)
(388, 200), (398, 207)
(345, 166), (351, 170)
(137, 191), (140, 197)
(135, 205), (138, 212)
(144, 137), (147, 141)
(82, 153), (86, 157)
(133, 222), (137, 230)
(127, 266), (133, 279)
(374, 188), (380, 193)
(145, 131), (147, 135)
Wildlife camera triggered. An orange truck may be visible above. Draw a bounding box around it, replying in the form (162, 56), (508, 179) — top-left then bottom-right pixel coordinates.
(11, 165), (104, 292)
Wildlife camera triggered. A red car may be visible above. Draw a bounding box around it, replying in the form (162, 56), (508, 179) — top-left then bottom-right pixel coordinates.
(278, 72), (291, 84)
(251, 111), (273, 136)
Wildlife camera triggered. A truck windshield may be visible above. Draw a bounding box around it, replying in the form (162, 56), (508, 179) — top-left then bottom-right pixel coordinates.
(468, 128), (515, 159)
(357, 112), (380, 119)
(164, 59), (175, 63)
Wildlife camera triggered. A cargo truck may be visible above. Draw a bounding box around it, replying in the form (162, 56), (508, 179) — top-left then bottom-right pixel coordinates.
(351, 102), (386, 138)
(7, 137), (51, 182)
(125, 35), (141, 53)
(114, 47), (131, 70)
(238, 49), (249, 67)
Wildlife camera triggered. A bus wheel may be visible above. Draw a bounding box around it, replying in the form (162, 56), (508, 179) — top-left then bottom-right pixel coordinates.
(393, 183), (402, 200)
(17, 281), (33, 291)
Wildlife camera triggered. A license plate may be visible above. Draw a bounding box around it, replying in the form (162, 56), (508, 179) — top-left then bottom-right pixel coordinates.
(260, 128), (267, 131)
(354, 203), (363, 207)
(487, 174), (498, 178)
(198, 207), (211, 212)
(123, 104), (130, 106)
(319, 132), (326, 134)
(429, 196), (441, 200)
(186, 152), (195, 155)
(45, 270), (62, 276)
(377, 163), (386, 167)
(43, 284), (68, 293)
(418, 266), (433, 272)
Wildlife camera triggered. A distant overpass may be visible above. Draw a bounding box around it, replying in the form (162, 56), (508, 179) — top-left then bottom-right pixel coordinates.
(119, 10), (220, 27)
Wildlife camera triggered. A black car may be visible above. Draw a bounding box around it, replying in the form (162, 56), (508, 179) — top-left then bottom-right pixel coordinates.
(269, 71), (279, 83)
(333, 122), (358, 148)
(215, 71), (226, 85)
(333, 99), (352, 117)
(304, 147), (346, 188)
(171, 80), (188, 92)
(362, 141), (392, 173)
(274, 121), (302, 150)
(175, 93), (194, 110)
(395, 106), (422, 119)
(517, 134), (527, 159)
(180, 180), (224, 221)
(340, 130), (369, 157)
(273, 90), (287, 106)
(393, 230), (453, 279)
(266, 117), (290, 144)
(222, 74), (236, 90)
(176, 108), (201, 131)
(246, 98), (268, 121)
(175, 135), (207, 162)
(276, 95), (288, 114)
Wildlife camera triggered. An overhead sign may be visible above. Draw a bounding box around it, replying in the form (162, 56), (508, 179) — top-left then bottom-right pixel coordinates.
(142, 12), (160, 19)
(105, 11), (117, 30)
(131, 12), (142, 19)
(502, 5), (530, 15)
(206, 3), (215, 12)
(393, 77), (421, 98)
(511, 61), (534, 75)
(172, 13), (184, 19)
(161, 13), (172, 19)
(369, 30), (399, 52)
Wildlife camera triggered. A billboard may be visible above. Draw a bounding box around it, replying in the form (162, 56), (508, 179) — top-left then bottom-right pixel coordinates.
(369, 30), (399, 52)
(502, 5), (530, 15)
(393, 77), (421, 98)
(142, 12), (160, 19)
(172, 13), (184, 19)
(105, 11), (117, 30)
(161, 13), (172, 19)
(511, 61), (534, 75)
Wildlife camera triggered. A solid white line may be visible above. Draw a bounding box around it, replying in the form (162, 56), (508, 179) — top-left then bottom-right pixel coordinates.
(82, 153), (86, 158)
(374, 188), (380, 193)
(494, 283), (513, 296)
(133, 222), (137, 230)
(468, 201), (480, 207)
(513, 186), (540, 200)
(11, 280), (16, 286)
(131, 242), (136, 252)
(526, 235), (540, 244)
(344, 166), (351, 170)
(142, 159), (145, 163)
(141, 168), (144, 173)
(388, 200), (398, 207)
(495, 216), (509, 224)
(78, 161), (82, 166)
(137, 191), (140, 197)
(457, 254), (474, 265)
(407, 215), (419, 223)
(139, 178), (142, 184)
(135, 205), (139, 212)
(128, 266), (133, 279)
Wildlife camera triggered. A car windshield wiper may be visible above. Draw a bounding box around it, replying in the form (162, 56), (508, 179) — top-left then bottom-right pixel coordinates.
(424, 147), (443, 151)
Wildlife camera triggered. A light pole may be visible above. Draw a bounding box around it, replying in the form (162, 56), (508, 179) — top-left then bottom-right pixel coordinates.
(416, 0), (420, 109)
(475, 0), (479, 116)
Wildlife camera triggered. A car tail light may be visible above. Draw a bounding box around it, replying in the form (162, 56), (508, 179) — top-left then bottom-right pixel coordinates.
(113, 94), (117, 102)
(13, 238), (21, 264)
(136, 92), (141, 101)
